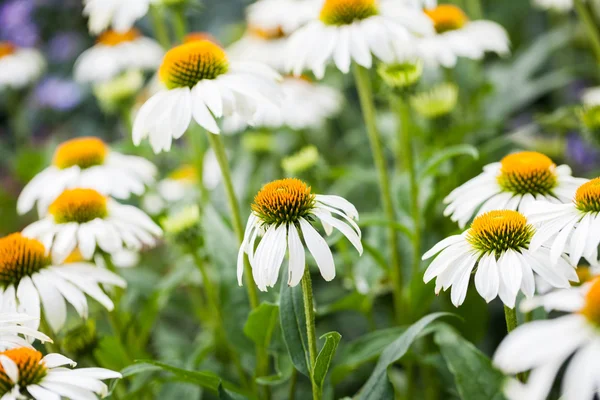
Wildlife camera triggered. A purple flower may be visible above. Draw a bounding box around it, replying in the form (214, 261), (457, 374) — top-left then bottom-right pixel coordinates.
(566, 133), (600, 172)
(34, 77), (83, 111)
(0, 0), (38, 46)
(47, 32), (84, 63)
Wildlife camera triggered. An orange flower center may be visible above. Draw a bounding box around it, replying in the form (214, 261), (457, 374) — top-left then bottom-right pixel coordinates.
(49, 189), (108, 224)
(497, 152), (558, 196)
(252, 178), (315, 225)
(319, 0), (379, 26)
(53, 137), (108, 170)
(0, 42), (15, 59)
(581, 278), (600, 326)
(248, 25), (287, 40)
(183, 32), (221, 46)
(425, 5), (469, 33)
(159, 40), (229, 89)
(0, 348), (47, 395)
(0, 233), (50, 287)
(575, 178), (600, 213)
(168, 164), (198, 183)
(96, 29), (141, 46)
(467, 210), (534, 256)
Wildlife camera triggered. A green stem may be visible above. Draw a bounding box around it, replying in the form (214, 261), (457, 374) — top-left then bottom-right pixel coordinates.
(301, 269), (321, 400)
(353, 65), (403, 324)
(172, 5), (188, 43)
(149, 5), (171, 49)
(575, 0), (600, 65)
(504, 306), (526, 383)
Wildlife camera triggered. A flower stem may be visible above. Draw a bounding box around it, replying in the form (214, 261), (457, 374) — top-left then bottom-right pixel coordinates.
(301, 269), (321, 400)
(574, 0), (600, 65)
(172, 5), (188, 43)
(149, 5), (171, 49)
(504, 306), (526, 382)
(353, 65), (403, 324)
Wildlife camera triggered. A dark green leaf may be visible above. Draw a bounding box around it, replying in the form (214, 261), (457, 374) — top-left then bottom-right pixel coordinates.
(418, 145), (479, 180)
(279, 278), (310, 377)
(312, 331), (342, 389)
(218, 384), (248, 400)
(244, 302), (279, 349)
(255, 354), (294, 386)
(120, 363), (162, 378)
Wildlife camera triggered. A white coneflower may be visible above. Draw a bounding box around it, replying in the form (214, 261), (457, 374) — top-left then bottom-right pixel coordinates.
(527, 178), (600, 267)
(444, 151), (586, 228)
(238, 178), (362, 291)
(83, 0), (154, 34)
(74, 29), (163, 83)
(0, 233), (126, 332)
(0, 314), (51, 350)
(0, 347), (121, 399)
(416, 4), (509, 68)
(531, 0), (574, 12)
(582, 86), (600, 107)
(0, 42), (45, 90)
(286, 0), (434, 78)
(422, 210), (578, 308)
(494, 278), (600, 400)
(23, 189), (161, 263)
(133, 40), (282, 153)
(17, 137), (157, 216)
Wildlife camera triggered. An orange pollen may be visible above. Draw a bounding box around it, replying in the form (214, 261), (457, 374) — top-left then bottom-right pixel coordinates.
(467, 210), (534, 255)
(248, 25), (287, 40)
(159, 40), (229, 89)
(96, 29), (141, 46)
(0, 233), (50, 286)
(0, 348), (47, 393)
(581, 278), (600, 326)
(497, 151), (558, 195)
(252, 178), (315, 225)
(183, 32), (221, 46)
(425, 5), (469, 33)
(48, 189), (108, 224)
(319, 0), (379, 26)
(575, 178), (600, 213)
(0, 42), (15, 59)
(52, 137), (108, 170)
(575, 266), (594, 286)
(168, 165), (198, 182)
(63, 249), (86, 264)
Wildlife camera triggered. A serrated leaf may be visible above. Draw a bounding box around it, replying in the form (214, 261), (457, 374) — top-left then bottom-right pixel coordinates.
(243, 302), (279, 349)
(279, 277), (310, 377)
(418, 145), (479, 180)
(434, 326), (507, 400)
(313, 331), (342, 389)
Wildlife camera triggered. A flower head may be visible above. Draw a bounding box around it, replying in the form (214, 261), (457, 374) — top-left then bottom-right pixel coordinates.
(410, 82), (458, 118)
(0, 41), (45, 89)
(424, 4), (468, 33)
(377, 61), (423, 89)
(238, 178), (362, 291)
(83, 0), (152, 34)
(319, 0), (379, 25)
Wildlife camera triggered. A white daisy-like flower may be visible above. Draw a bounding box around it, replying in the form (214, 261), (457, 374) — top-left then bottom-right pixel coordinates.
(237, 178), (362, 291)
(285, 0), (434, 78)
(74, 29), (163, 83)
(444, 151), (586, 228)
(583, 86), (600, 107)
(0, 233), (126, 333)
(422, 210), (578, 308)
(526, 178), (600, 267)
(223, 76), (343, 132)
(415, 4), (510, 68)
(532, 0), (573, 12)
(83, 0), (154, 34)
(22, 188), (162, 264)
(132, 40), (282, 153)
(493, 278), (600, 400)
(0, 42), (45, 90)
(0, 347), (121, 399)
(17, 137), (157, 216)
(0, 314), (52, 351)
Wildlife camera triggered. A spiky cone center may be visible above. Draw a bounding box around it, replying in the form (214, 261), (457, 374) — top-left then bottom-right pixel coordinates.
(0, 348), (47, 395)
(168, 164), (198, 183)
(52, 137), (108, 170)
(159, 40), (229, 89)
(575, 178), (600, 213)
(319, 0), (379, 26)
(252, 178), (316, 226)
(248, 25), (287, 40)
(581, 278), (600, 326)
(0, 42), (15, 59)
(425, 5), (469, 33)
(96, 29), (141, 46)
(49, 189), (108, 224)
(0, 234), (50, 287)
(497, 152), (558, 196)
(467, 210), (534, 256)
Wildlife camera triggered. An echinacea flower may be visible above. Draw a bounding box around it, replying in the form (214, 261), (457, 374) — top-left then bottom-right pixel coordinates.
(531, 0), (573, 12)
(0, 233), (126, 332)
(415, 4), (510, 68)
(527, 178), (600, 267)
(23, 188), (162, 263)
(444, 151), (586, 228)
(83, 0), (154, 34)
(0, 41), (45, 89)
(74, 29), (163, 83)
(0, 347), (121, 399)
(286, 0), (434, 78)
(583, 86), (600, 107)
(17, 137), (157, 215)
(132, 40), (282, 152)
(410, 82), (458, 118)
(0, 314), (51, 350)
(422, 210), (578, 308)
(494, 278), (600, 400)
(237, 178), (362, 291)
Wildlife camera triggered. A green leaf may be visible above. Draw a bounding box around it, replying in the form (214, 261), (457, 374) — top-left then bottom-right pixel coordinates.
(244, 302), (279, 349)
(418, 145), (479, 180)
(318, 292), (372, 316)
(358, 217), (414, 239)
(434, 326), (507, 400)
(120, 363), (162, 378)
(358, 313), (453, 400)
(255, 354), (294, 386)
(218, 384), (248, 400)
(312, 331), (342, 389)
(279, 278), (310, 377)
